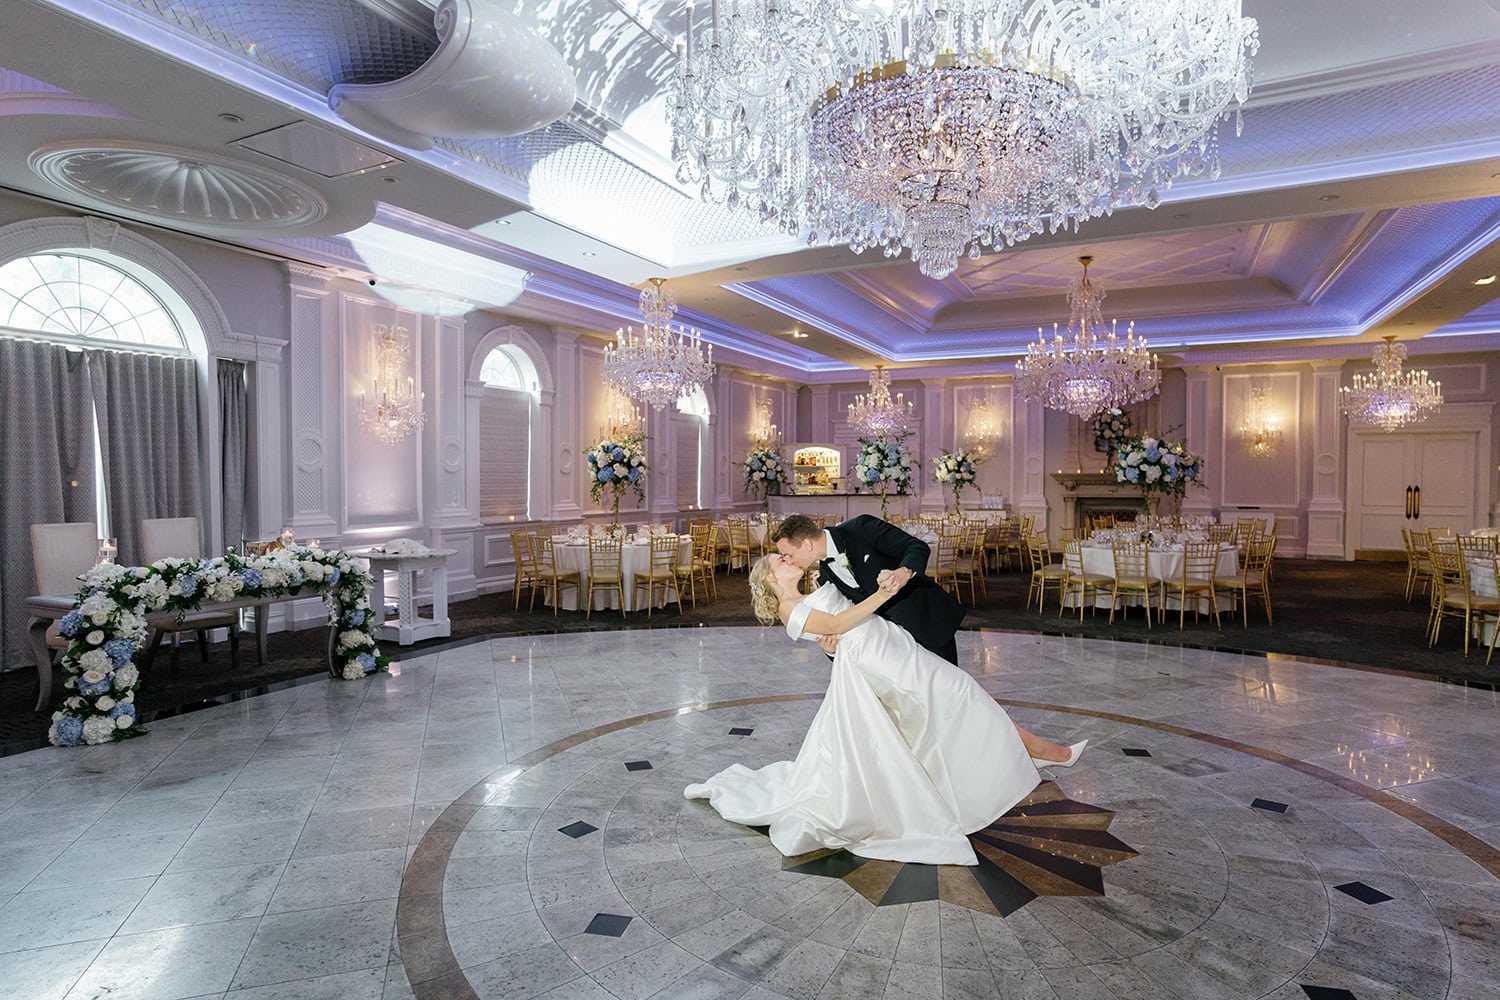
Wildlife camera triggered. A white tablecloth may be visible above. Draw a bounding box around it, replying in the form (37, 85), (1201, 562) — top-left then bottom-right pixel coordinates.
(1467, 559), (1498, 644)
(1069, 543), (1239, 612)
(547, 538), (692, 612)
(716, 521), (769, 548)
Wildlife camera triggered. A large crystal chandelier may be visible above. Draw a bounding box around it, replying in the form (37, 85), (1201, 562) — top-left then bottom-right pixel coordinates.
(1239, 382), (1283, 460)
(603, 278), (716, 411)
(671, 1), (1258, 279)
(1013, 257), (1160, 419)
(358, 324), (424, 446)
(1339, 337), (1443, 432)
(848, 365), (914, 439)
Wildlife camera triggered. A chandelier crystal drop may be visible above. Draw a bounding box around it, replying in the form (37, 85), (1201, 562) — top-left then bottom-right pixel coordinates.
(603, 277), (716, 411)
(847, 365), (914, 439)
(358, 324), (425, 446)
(1013, 257), (1161, 420)
(1339, 337), (1443, 432)
(670, 0), (1258, 279)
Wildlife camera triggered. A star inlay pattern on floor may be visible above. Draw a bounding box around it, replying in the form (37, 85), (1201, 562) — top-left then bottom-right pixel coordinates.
(752, 780), (1139, 917)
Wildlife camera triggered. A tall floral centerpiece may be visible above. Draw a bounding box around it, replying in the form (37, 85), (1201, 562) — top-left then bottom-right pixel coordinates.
(1113, 434), (1203, 522)
(742, 446), (786, 515)
(855, 436), (915, 520)
(587, 434), (648, 532)
(932, 448), (980, 514)
(1092, 408), (1132, 469)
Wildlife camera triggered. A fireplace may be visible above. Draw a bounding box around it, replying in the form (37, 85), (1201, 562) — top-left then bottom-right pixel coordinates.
(1052, 472), (1145, 535)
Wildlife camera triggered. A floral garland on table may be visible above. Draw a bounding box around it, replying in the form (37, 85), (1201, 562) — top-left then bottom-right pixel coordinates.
(742, 447), (786, 504)
(932, 448), (981, 513)
(1093, 408), (1132, 454)
(48, 546), (386, 747)
(1113, 434), (1204, 501)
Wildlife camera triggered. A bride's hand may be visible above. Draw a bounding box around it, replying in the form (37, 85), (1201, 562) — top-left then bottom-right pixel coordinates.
(816, 634), (839, 655)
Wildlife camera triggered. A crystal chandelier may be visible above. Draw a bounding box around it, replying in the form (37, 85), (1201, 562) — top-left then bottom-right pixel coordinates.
(963, 394), (1005, 457)
(1239, 383), (1283, 460)
(602, 388), (644, 440)
(1013, 257), (1161, 420)
(1339, 337), (1443, 432)
(848, 365), (914, 439)
(671, 1), (1258, 279)
(603, 277), (716, 411)
(752, 398), (779, 448)
(358, 324), (424, 446)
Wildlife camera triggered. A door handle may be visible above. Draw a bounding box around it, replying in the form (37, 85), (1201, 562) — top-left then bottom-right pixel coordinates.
(1406, 486), (1414, 520)
(1414, 484), (1421, 520)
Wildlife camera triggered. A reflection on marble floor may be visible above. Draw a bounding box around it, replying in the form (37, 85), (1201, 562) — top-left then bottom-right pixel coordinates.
(0, 627), (1497, 1000)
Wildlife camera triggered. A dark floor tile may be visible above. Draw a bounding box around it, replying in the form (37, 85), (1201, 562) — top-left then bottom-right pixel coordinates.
(785, 850), (870, 879)
(879, 864), (939, 906)
(1251, 798), (1289, 814)
(1334, 881), (1393, 905)
(1301, 986), (1359, 1000)
(585, 913), (633, 937)
(624, 761), (653, 772)
(1121, 748), (1153, 757)
(729, 727), (754, 736)
(558, 821), (598, 839)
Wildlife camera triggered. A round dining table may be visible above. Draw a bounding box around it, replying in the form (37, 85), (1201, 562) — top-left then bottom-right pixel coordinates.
(1068, 541), (1240, 613)
(545, 536), (693, 612)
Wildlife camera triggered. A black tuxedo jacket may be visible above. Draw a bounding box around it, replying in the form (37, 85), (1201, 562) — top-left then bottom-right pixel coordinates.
(818, 514), (965, 655)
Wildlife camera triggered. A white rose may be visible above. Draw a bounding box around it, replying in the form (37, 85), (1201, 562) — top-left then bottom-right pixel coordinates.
(134, 567), (149, 578)
(91, 612), (110, 625)
(86, 630), (104, 645)
(115, 716), (132, 730)
(1144, 465), (1162, 483)
(65, 696), (83, 710)
(96, 695), (116, 711)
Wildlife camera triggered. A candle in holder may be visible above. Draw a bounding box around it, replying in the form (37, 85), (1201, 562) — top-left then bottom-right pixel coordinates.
(97, 537), (117, 564)
(308, 539), (321, 549)
(280, 526), (295, 547)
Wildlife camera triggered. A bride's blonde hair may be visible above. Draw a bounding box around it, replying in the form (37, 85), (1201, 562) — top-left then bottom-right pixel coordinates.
(748, 554), (782, 625)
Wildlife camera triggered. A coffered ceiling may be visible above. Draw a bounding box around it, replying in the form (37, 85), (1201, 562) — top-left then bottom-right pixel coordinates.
(2, 0), (1500, 380)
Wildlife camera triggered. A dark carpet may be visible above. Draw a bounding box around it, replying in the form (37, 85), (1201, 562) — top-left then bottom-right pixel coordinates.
(3, 559), (1495, 754)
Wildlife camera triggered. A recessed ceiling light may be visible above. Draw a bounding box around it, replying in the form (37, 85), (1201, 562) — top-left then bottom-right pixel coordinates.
(1475, 274), (1497, 285)
(1318, 194), (1340, 202)
(792, 331), (808, 339)
(581, 250), (597, 257)
(382, 176), (398, 184)
(216, 112), (244, 124)
(1171, 212), (1190, 220)
(496, 218), (511, 225)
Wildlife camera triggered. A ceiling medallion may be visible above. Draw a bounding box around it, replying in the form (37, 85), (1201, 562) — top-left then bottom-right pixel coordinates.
(671, 1), (1258, 279)
(603, 277), (716, 411)
(1013, 256), (1161, 420)
(847, 364), (914, 440)
(30, 141), (327, 232)
(1339, 336), (1444, 432)
(757, 780), (1138, 916)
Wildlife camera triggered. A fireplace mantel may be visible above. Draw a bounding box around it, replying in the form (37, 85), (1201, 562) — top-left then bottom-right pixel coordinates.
(1052, 471), (1145, 532)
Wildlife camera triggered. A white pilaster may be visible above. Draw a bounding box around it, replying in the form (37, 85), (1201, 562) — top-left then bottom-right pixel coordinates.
(550, 330), (580, 519)
(920, 379), (947, 512)
(1307, 359), (1348, 558)
(285, 266), (339, 540)
(1017, 398), (1050, 535)
(1182, 366), (1218, 516)
(432, 313), (476, 530)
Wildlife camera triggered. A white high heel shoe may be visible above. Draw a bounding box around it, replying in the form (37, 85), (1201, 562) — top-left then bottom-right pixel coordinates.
(1031, 740), (1087, 769)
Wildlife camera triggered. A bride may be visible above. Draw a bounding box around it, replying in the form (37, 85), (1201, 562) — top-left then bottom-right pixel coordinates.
(685, 553), (1086, 867)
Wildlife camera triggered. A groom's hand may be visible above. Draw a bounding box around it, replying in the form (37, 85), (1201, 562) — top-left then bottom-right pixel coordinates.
(876, 567), (913, 592)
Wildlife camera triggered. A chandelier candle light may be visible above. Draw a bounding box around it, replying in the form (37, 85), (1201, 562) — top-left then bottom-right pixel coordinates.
(848, 365), (915, 440)
(1339, 336), (1443, 432)
(671, 0), (1258, 279)
(1014, 257), (1161, 419)
(359, 324), (425, 446)
(603, 277), (716, 411)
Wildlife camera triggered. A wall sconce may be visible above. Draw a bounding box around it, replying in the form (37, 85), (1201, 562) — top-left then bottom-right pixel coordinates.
(602, 388), (644, 440)
(1240, 383), (1283, 460)
(752, 398), (779, 448)
(963, 394), (1006, 456)
(358, 324), (425, 446)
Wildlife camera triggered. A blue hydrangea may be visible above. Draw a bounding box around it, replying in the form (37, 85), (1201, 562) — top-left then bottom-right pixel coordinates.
(329, 568), (341, 585)
(78, 673), (110, 696)
(109, 702), (135, 724)
(628, 467), (640, 483)
(58, 611), (84, 638)
(598, 467), (614, 483)
(103, 638), (135, 668)
(357, 651), (377, 673)
(612, 447), (625, 460)
(1126, 467), (1141, 483)
(345, 608), (366, 627)
(241, 567), (262, 589)
(1145, 445), (1161, 462)
(53, 715), (84, 746)
(286, 569), (305, 588)
(178, 574), (198, 597)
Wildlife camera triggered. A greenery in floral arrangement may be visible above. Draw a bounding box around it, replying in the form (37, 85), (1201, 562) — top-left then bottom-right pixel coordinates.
(48, 546), (387, 746)
(586, 434), (648, 505)
(1113, 434), (1204, 499)
(932, 448), (981, 511)
(855, 436), (915, 495)
(742, 446), (786, 501)
(1092, 408), (1132, 454)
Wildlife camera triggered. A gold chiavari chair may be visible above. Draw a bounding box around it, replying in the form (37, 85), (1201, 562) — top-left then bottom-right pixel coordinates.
(509, 528), (540, 610)
(632, 534), (685, 617)
(981, 519), (1006, 572)
(1482, 553), (1500, 665)
(1058, 526), (1076, 545)
(528, 534), (581, 616)
(810, 515), (830, 529)
(951, 521), (985, 604)
(1207, 524), (1235, 546)
(726, 516), (754, 573)
(1060, 540), (1111, 620)
(930, 531), (961, 597)
(1425, 540), (1461, 643)
(1108, 541), (1159, 627)
(1215, 534), (1276, 627)
(1169, 541), (1222, 629)
(1457, 533), (1498, 559)
(584, 534), (625, 620)
(1400, 527), (1433, 603)
(1025, 531), (1067, 613)
(687, 521), (718, 601)
(1429, 542), (1500, 653)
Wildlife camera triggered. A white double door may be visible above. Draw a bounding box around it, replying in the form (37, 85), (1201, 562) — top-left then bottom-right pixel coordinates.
(1350, 428), (1478, 554)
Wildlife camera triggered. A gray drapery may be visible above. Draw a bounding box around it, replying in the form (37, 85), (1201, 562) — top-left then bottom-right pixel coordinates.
(0, 338), (95, 667)
(88, 349), (202, 567)
(218, 359), (248, 551)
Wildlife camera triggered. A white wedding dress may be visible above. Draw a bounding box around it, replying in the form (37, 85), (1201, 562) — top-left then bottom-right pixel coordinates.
(685, 585), (1039, 866)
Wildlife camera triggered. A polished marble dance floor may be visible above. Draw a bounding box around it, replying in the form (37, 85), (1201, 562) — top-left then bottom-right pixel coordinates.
(2, 627), (1499, 1000)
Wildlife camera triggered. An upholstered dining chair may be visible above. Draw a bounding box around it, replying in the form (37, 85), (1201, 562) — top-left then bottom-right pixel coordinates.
(139, 516), (239, 673)
(29, 521), (99, 664)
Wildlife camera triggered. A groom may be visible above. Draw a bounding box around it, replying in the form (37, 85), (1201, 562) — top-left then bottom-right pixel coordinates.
(772, 513), (965, 664)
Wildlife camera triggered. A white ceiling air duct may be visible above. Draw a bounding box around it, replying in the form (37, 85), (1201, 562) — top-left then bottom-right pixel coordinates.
(328, 0), (576, 150)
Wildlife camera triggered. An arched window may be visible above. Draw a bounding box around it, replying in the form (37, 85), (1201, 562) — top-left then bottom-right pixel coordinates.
(0, 253), (189, 353)
(478, 344), (540, 519)
(673, 387), (711, 509)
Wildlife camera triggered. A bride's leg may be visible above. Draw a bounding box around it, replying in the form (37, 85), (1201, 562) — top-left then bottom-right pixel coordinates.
(1014, 723), (1070, 762)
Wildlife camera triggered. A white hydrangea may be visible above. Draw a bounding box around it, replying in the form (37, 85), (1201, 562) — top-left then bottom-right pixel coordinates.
(113, 664), (140, 690)
(117, 612), (147, 641)
(341, 662), (367, 680)
(79, 649), (111, 673)
(79, 593), (114, 619)
(81, 715), (116, 745)
(338, 629), (372, 650)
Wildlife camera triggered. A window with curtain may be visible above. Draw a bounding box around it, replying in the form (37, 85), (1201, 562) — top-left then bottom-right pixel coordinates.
(674, 387), (711, 509)
(478, 344), (540, 519)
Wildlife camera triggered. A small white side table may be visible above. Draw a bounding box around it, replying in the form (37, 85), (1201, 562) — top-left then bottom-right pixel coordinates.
(360, 548), (457, 645)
